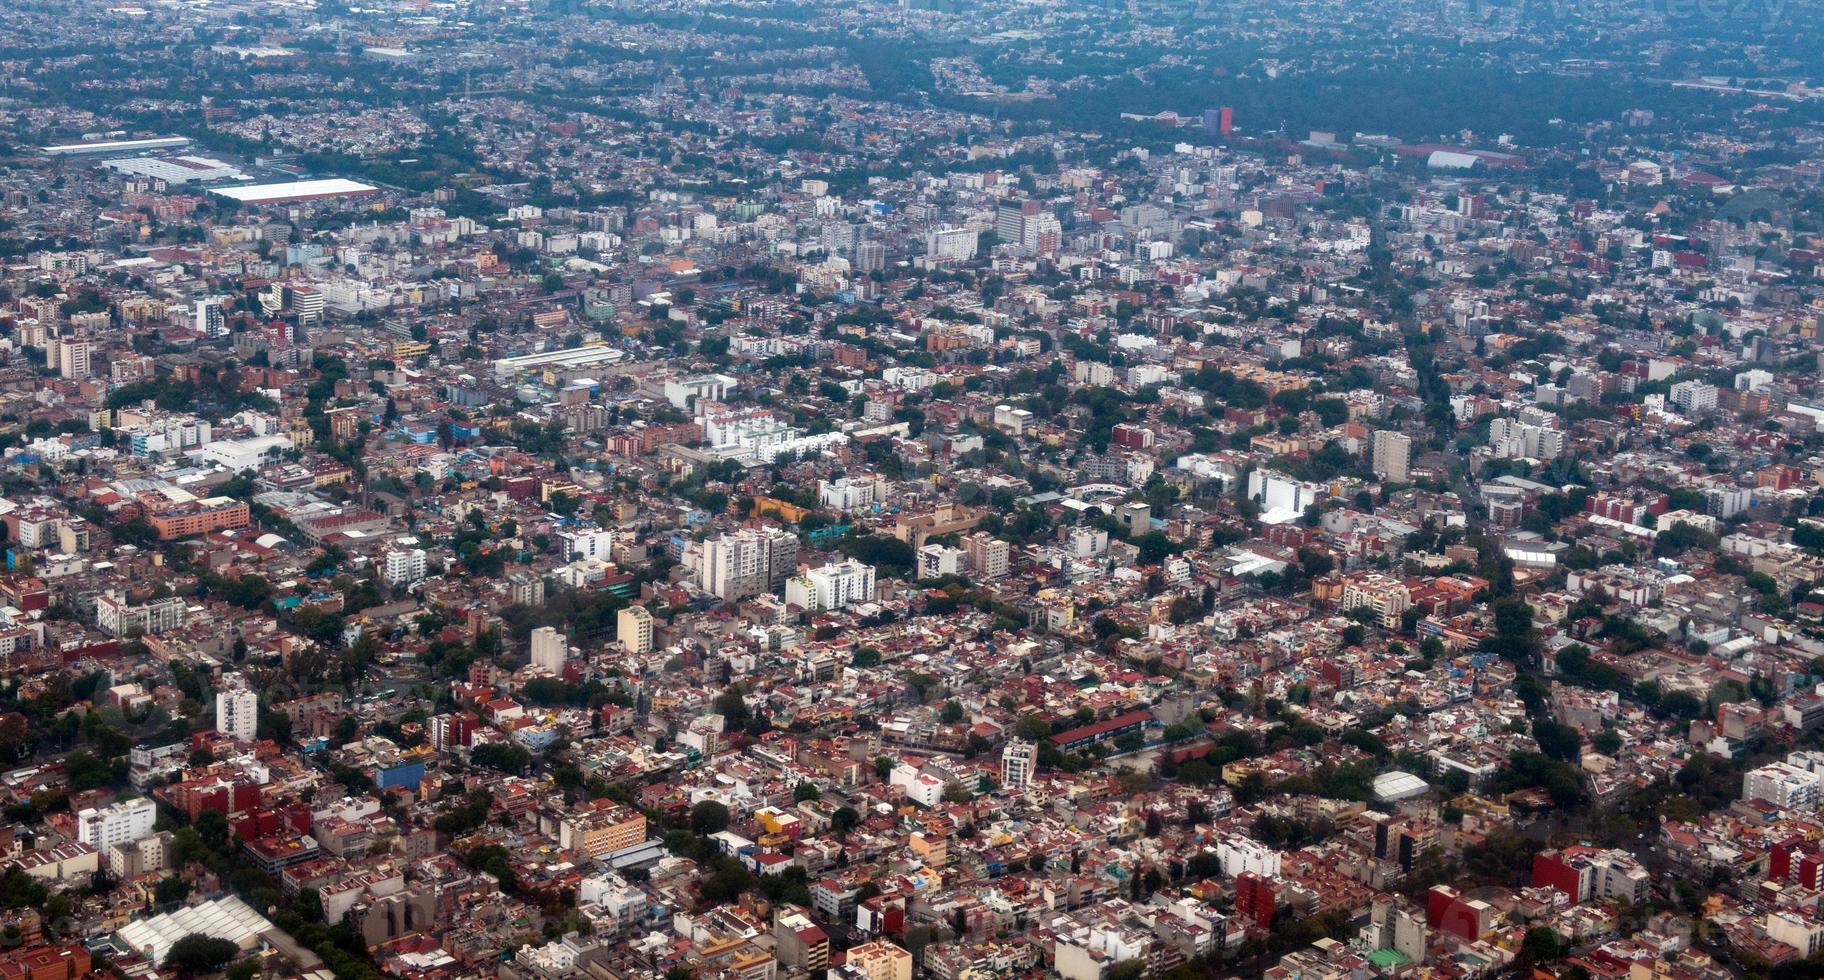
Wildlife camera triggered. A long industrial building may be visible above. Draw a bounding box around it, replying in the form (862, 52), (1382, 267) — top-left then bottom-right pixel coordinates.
(41, 135), (191, 157)
(211, 178), (379, 205)
(104, 155), (247, 185)
(492, 345), (628, 379)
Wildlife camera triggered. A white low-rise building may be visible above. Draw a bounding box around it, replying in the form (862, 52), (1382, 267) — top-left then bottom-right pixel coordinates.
(78, 797), (157, 851)
(784, 559), (876, 612)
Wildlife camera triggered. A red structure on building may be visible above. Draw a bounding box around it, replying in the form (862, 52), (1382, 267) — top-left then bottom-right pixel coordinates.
(157, 775), (262, 821)
(1427, 885), (1492, 942)
(1235, 871), (1277, 929)
(1110, 424), (1156, 450)
(0, 943), (91, 980)
(1532, 849), (1587, 903)
(230, 801), (311, 843)
(1769, 836), (1824, 888)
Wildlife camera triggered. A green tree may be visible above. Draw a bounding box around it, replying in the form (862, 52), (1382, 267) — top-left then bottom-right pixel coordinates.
(154, 874), (192, 907)
(1107, 961), (1147, 980)
(691, 800), (731, 835)
(1012, 714), (1052, 741)
(165, 934), (239, 974)
(698, 858), (754, 904)
(714, 687), (750, 727)
(1519, 926), (1568, 967)
(470, 742), (532, 774)
(1531, 718), (1582, 762)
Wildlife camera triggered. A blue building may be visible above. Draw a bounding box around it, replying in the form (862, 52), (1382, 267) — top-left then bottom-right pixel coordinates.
(374, 760), (426, 791)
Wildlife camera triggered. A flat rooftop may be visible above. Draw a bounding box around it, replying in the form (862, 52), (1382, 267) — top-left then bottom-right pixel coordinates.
(42, 136), (191, 156)
(211, 178), (379, 204)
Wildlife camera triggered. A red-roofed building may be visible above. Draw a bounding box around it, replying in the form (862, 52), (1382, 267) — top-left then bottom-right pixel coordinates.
(0, 943), (90, 980)
(1049, 710), (1152, 752)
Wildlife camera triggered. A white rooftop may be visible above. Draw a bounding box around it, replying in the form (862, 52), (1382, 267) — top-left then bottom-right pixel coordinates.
(104, 155), (246, 185)
(116, 894), (272, 964)
(1373, 770), (1429, 802)
(212, 178), (378, 204)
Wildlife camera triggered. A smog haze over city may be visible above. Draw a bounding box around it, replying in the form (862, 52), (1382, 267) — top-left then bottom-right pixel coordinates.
(1, 0), (1824, 979)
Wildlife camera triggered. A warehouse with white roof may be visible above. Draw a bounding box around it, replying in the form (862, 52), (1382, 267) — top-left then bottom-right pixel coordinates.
(116, 894), (273, 964)
(104, 155), (247, 185)
(211, 178), (378, 205)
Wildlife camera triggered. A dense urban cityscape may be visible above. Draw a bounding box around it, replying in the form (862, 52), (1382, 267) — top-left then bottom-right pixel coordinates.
(1, 0), (1823, 979)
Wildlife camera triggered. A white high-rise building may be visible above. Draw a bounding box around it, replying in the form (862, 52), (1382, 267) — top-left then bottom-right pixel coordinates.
(1744, 761), (1821, 810)
(818, 476), (879, 513)
(783, 560), (877, 613)
(690, 527), (799, 601)
(96, 592), (189, 638)
(918, 544), (968, 578)
(290, 285), (324, 326)
(196, 296), (228, 338)
(384, 548), (427, 587)
(662, 374), (735, 412)
(1001, 739), (1037, 791)
(1022, 211), (1062, 256)
(996, 202), (1031, 247)
(963, 532), (1010, 580)
(54, 337), (94, 380)
(1216, 835), (1282, 878)
(77, 798), (157, 851)
(216, 674), (257, 742)
(556, 527), (615, 562)
(530, 626), (569, 672)
(923, 227), (978, 262)
(1670, 380), (1719, 414)
(852, 240), (886, 274)
(1371, 430), (1411, 483)
(1487, 418), (1565, 460)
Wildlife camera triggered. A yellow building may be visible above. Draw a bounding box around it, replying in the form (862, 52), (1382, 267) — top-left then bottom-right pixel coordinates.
(697, 937), (778, 980)
(846, 941), (913, 980)
(755, 806), (803, 839)
(751, 496), (812, 523)
(617, 606), (654, 654)
(908, 832), (948, 868)
(558, 806), (646, 858)
(1341, 573), (1411, 629)
(541, 480), (583, 504)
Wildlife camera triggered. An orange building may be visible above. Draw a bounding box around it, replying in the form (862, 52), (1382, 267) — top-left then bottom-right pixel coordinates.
(751, 497), (812, 523)
(0, 943), (91, 980)
(148, 498), (250, 540)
